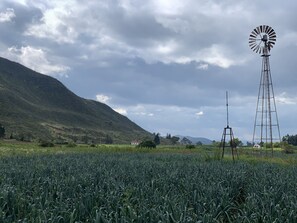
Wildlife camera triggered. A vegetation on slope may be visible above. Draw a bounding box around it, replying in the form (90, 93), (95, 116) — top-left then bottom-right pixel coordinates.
(0, 57), (151, 143)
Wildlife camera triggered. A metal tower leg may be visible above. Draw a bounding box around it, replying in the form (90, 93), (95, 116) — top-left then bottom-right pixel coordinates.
(252, 53), (281, 155)
(220, 127), (237, 161)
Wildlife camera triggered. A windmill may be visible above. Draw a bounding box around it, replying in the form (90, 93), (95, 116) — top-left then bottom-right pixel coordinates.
(220, 91), (238, 160)
(249, 25), (281, 153)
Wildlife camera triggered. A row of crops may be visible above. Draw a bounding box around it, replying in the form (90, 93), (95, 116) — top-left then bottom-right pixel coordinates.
(0, 151), (296, 222)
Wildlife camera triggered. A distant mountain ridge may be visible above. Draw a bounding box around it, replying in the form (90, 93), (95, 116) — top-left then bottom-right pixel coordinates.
(177, 135), (213, 145)
(0, 57), (151, 143)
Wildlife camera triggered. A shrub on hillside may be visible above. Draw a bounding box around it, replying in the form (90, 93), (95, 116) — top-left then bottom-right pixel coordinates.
(137, 140), (156, 148)
(282, 142), (294, 154)
(186, 145), (195, 149)
(66, 142), (77, 147)
(39, 141), (55, 147)
(0, 124), (5, 138)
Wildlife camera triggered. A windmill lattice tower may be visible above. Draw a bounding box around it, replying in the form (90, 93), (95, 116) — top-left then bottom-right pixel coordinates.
(220, 91), (238, 161)
(249, 25), (281, 153)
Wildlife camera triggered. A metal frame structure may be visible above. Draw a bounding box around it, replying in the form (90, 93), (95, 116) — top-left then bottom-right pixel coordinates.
(220, 91), (238, 161)
(249, 25), (281, 154)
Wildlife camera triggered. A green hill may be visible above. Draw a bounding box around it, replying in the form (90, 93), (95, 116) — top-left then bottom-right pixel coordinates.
(0, 57), (151, 143)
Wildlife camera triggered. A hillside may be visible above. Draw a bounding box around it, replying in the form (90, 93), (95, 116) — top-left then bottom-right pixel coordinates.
(0, 57), (151, 143)
(177, 135), (213, 145)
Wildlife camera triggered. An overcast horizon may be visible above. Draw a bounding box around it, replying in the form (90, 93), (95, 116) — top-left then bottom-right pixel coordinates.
(1, 0), (297, 141)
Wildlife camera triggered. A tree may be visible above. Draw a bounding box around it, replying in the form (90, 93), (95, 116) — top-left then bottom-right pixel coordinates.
(166, 133), (171, 139)
(153, 133), (160, 145)
(282, 134), (297, 146)
(246, 141), (253, 147)
(180, 137), (192, 145)
(137, 140), (156, 148)
(232, 138), (243, 147)
(196, 141), (203, 146)
(170, 136), (179, 145)
(0, 125), (5, 138)
(212, 140), (221, 147)
(104, 134), (113, 144)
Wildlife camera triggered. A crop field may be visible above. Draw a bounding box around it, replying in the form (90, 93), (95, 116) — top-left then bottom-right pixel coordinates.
(0, 142), (296, 222)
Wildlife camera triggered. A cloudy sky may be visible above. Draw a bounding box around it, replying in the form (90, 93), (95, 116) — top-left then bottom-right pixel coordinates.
(0, 0), (297, 141)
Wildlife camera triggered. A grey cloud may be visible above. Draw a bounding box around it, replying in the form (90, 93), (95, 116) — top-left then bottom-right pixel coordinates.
(1, 0), (297, 140)
(0, 1), (42, 46)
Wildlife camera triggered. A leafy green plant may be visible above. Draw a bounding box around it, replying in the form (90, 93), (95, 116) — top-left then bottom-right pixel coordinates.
(0, 145), (296, 222)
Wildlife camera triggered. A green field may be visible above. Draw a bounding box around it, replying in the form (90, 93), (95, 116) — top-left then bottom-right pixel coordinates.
(0, 142), (296, 222)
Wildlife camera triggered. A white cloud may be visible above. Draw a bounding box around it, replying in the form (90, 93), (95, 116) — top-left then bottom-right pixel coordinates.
(0, 8), (16, 23)
(195, 111), (204, 116)
(9, 0), (28, 6)
(152, 0), (184, 15)
(197, 44), (237, 69)
(114, 108), (128, 116)
(96, 94), (111, 104)
(197, 63), (209, 70)
(2, 46), (69, 76)
(24, 6), (78, 44)
(20, 0), (248, 69)
(276, 92), (297, 105)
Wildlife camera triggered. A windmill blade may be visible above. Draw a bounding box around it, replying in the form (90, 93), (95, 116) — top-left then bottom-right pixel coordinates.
(260, 25), (263, 33)
(250, 42), (257, 48)
(251, 44), (258, 51)
(269, 34), (276, 39)
(266, 26), (272, 34)
(250, 44), (257, 50)
(254, 28), (259, 34)
(264, 25), (269, 33)
(249, 40), (257, 45)
(250, 33), (257, 38)
(251, 31), (258, 36)
(249, 42), (256, 46)
(256, 26), (261, 35)
(269, 38), (276, 43)
(249, 37), (256, 42)
(249, 37), (257, 42)
(269, 41), (275, 47)
(255, 45), (260, 53)
(269, 32), (276, 36)
(267, 28), (275, 36)
(255, 46), (260, 53)
(269, 41), (276, 45)
(268, 42), (273, 50)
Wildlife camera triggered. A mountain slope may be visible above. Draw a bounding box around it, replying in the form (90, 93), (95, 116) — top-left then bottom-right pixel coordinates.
(177, 135), (213, 145)
(0, 57), (151, 143)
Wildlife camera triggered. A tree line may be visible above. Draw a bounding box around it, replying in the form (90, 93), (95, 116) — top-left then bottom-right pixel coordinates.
(282, 134), (297, 146)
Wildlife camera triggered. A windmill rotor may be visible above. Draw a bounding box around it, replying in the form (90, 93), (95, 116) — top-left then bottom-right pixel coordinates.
(249, 25), (276, 54)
